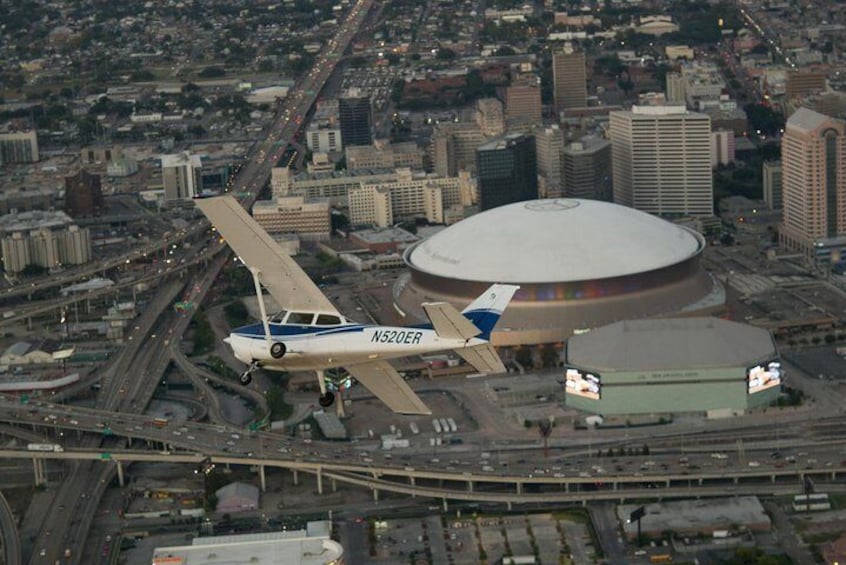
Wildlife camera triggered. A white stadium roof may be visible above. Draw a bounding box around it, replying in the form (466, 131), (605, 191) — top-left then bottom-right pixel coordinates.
(406, 199), (703, 283)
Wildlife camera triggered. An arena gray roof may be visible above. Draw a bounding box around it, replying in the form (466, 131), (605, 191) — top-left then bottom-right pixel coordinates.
(567, 317), (777, 372)
(405, 199), (704, 283)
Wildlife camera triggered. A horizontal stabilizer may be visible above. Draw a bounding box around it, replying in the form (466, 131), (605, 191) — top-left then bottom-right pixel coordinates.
(422, 302), (481, 341)
(345, 360), (431, 415)
(454, 343), (506, 375)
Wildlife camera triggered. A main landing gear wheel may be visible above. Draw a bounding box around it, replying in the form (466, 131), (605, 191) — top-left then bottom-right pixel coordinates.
(318, 392), (335, 408)
(270, 342), (286, 359)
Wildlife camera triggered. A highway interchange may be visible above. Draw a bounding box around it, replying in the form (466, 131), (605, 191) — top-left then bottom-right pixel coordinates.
(0, 0), (843, 562)
(0, 0), (377, 562)
(4, 393), (846, 495)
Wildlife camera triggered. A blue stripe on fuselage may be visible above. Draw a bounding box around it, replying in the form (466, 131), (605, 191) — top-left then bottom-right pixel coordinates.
(234, 323), (366, 339)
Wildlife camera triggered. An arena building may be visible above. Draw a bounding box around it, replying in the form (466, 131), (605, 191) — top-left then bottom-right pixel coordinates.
(395, 199), (723, 346)
(564, 318), (782, 414)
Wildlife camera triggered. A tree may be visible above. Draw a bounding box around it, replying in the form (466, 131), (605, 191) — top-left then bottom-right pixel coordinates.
(198, 66), (226, 78)
(436, 48), (456, 60)
(257, 58), (276, 72)
(515, 347), (533, 368)
(130, 69), (155, 82)
(540, 345), (559, 368)
(745, 103), (785, 137)
(21, 264), (48, 277)
(594, 55), (626, 77)
(188, 124), (206, 138)
(266, 385), (293, 420)
(223, 300), (250, 328)
(190, 310), (215, 355)
(331, 211), (350, 233)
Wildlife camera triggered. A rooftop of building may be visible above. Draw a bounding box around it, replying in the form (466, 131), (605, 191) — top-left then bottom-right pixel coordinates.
(350, 226), (419, 245)
(160, 151), (203, 168)
(0, 210), (73, 233)
(152, 522), (343, 565)
(567, 317), (777, 372)
(406, 199), (704, 283)
(477, 132), (532, 151)
(787, 106), (839, 133)
(292, 167), (397, 182)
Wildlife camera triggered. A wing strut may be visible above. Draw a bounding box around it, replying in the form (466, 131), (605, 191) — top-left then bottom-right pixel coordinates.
(250, 266), (273, 351)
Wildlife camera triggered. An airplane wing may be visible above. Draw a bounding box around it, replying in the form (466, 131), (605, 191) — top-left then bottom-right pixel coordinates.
(345, 360), (431, 415)
(453, 343), (507, 375)
(195, 196), (338, 314)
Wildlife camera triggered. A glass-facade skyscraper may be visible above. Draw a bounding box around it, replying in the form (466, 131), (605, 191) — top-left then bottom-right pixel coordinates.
(476, 133), (538, 211)
(338, 94), (373, 147)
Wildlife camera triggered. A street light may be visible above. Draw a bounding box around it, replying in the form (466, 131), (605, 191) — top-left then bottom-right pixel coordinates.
(628, 506), (646, 547)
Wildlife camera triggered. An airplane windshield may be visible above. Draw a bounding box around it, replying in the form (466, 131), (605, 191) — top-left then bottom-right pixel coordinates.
(269, 312), (287, 323)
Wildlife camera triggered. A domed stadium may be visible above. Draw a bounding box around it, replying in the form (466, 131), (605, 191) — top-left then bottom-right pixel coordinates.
(395, 199), (724, 346)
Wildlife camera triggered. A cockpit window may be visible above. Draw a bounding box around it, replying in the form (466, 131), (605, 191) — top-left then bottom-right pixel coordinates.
(269, 312), (286, 323)
(315, 314), (342, 326)
(287, 312), (314, 325)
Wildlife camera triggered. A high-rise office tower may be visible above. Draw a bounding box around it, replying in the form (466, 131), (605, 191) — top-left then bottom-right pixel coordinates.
(779, 107), (846, 262)
(64, 169), (104, 218)
(535, 125), (565, 198)
(475, 98), (505, 137)
(665, 72), (685, 104)
(562, 135), (612, 201)
(502, 75), (542, 129)
(610, 105), (712, 217)
(338, 90), (373, 147)
(762, 160), (783, 211)
(476, 133), (538, 211)
(430, 122), (487, 177)
(552, 48), (587, 115)
(786, 71), (827, 101)
(711, 129), (736, 168)
(161, 152), (203, 201)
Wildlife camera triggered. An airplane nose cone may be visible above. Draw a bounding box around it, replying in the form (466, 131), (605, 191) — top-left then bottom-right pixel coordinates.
(223, 336), (232, 345)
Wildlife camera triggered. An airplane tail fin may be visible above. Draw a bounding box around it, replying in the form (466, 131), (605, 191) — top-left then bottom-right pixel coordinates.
(421, 284), (517, 376)
(421, 284), (520, 342)
(460, 284), (520, 341)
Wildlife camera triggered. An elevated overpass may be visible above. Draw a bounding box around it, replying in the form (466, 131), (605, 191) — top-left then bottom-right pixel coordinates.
(0, 448), (843, 508)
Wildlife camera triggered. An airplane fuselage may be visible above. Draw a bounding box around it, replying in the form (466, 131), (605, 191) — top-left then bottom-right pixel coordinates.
(227, 322), (484, 371)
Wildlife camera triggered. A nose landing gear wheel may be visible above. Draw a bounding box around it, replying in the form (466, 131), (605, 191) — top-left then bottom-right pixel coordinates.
(318, 392), (335, 408)
(240, 361), (260, 386)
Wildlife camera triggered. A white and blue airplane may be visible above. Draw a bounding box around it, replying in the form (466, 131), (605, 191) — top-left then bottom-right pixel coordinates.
(195, 196), (518, 415)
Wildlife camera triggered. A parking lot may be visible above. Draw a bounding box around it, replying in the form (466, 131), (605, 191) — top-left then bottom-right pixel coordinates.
(362, 512), (592, 564)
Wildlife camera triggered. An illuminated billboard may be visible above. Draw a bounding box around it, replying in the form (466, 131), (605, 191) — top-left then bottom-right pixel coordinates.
(747, 361), (781, 394)
(565, 368), (601, 400)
